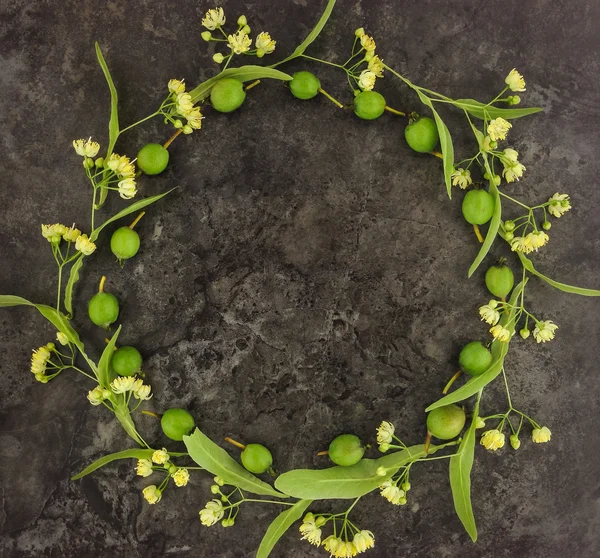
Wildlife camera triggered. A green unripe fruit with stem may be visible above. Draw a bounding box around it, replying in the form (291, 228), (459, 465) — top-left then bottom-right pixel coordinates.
(353, 91), (386, 120)
(111, 227), (140, 261)
(137, 143), (169, 175)
(161, 408), (195, 441)
(289, 71), (321, 100)
(459, 341), (492, 376)
(426, 405), (466, 440)
(485, 262), (515, 298)
(210, 78), (246, 113)
(404, 116), (439, 153)
(88, 276), (119, 329)
(241, 444), (273, 474)
(328, 434), (365, 467)
(462, 189), (495, 225)
(111, 346), (143, 377)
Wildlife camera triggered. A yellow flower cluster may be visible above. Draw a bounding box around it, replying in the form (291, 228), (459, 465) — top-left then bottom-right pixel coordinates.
(480, 429), (505, 451)
(227, 30), (252, 54)
(376, 421), (394, 444)
(255, 32), (276, 56)
(109, 376), (153, 399)
(142, 485), (162, 504)
(299, 513), (322, 546)
(479, 302), (501, 325)
(379, 480), (407, 505)
(510, 231), (549, 254)
(87, 385), (112, 406)
(532, 426), (551, 443)
(322, 531), (375, 557)
(533, 320), (558, 343)
(167, 79), (204, 134)
(199, 499), (225, 526)
(547, 193), (571, 218)
(451, 168), (472, 189)
(490, 324), (511, 342)
(201, 7), (226, 30)
(73, 137), (100, 158)
(487, 117), (512, 141)
(42, 223), (85, 247)
(501, 148), (526, 183)
(30, 343), (54, 382)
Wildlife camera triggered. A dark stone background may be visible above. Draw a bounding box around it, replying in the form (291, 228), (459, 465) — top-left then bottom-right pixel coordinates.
(1, 0), (599, 556)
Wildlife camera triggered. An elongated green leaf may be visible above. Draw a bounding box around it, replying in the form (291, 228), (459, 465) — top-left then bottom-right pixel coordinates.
(273, 0), (337, 67)
(0, 295), (32, 307)
(454, 99), (542, 120)
(517, 253), (600, 296)
(189, 66), (292, 103)
(64, 254), (84, 317)
(183, 429), (287, 498)
(98, 325), (121, 388)
(468, 180), (501, 277)
(449, 394), (480, 542)
(90, 190), (174, 241)
(256, 500), (312, 558)
(426, 279), (527, 411)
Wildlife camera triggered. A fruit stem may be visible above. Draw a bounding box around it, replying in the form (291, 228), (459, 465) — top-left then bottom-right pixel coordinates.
(245, 79), (261, 91)
(316, 450), (329, 456)
(442, 371), (462, 394)
(429, 151), (443, 159)
(163, 129), (183, 149)
(142, 410), (161, 419)
(224, 437), (246, 450)
(384, 105), (406, 117)
(424, 432), (432, 456)
(318, 88), (344, 109)
(98, 276), (106, 293)
(473, 224), (484, 243)
(129, 211), (146, 230)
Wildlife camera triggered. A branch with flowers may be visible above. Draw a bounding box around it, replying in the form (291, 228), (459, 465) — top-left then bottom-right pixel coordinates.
(1, 1), (600, 557)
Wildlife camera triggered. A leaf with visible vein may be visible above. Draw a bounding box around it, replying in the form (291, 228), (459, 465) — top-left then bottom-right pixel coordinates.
(98, 325), (121, 388)
(64, 254), (84, 317)
(256, 500), (312, 558)
(454, 99), (542, 120)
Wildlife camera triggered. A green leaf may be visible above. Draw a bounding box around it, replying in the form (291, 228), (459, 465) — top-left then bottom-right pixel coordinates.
(273, 0), (337, 67)
(517, 253), (600, 296)
(449, 393), (480, 542)
(0, 295), (33, 307)
(256, 500), (312, 558)
(189, 66), (292, 103)
(425, 279), (527, 411)
(98, 325), (121, 388)
(183, 429), (288, 498)
(90, 189), (174, 242)
(95, 43), (120, 208)
(64, 254), (84, 317)
(454, 99), (542, 120)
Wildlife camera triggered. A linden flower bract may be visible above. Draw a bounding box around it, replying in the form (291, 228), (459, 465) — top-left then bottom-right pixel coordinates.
(532, 426), (552, 443)
(255, 31), (276, 55)
(533, 320), (558, 343)
(490, 324), (511, 342)
(173, 467), (190, 487)
(360, 34), (376, 52)
(379, 480), (405, 505)
(548, 193), (571, 218)
(480, 429), (505, 451)
(358, 70), (377, 91)
(75, 233), (96, 256)
(199, 499), (225, 526)
(367, 55), (384, 77)
(299, 514), (322, 546)
(505, 68), (526, 92)
(142, 485), (162, 505)
(353, 530), (375, 553)
(202, 7), (225, 30)
(376, 421), (395, 444)
(73, 137), (100, 158)
(168, 78), (185, 95)
(152, 448), (169, 465)
(118, 177), (137, 200)
(136, 458), (153, 477)
(110, 375), (137, 393)
(227, 30), (252, 54)
(487, 117), (512, 141)
(479, 303), (500, 326)
(451, 168), (472, 189)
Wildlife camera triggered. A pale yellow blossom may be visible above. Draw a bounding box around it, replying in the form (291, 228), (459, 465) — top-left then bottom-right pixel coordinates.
(547, 193), (571, 218)
(358, 70), (376, 91)
(152, 448), (169, 465)
(255, 32), (276, 54)
(505, 69), (526, 92)
(173, 467), (190, 487)
(480, 429), (505, 451)
(142, 485), (162, 504)
(227, 31), (252, 54)
(136, 458), (153, 477)
(532, 426), (551, 443)
(118, 177), (137, 200)
(451, 168), (472, 189)
(360, 34), (376, 52)
(367, 55), (384, 77)
(199, 499), (225, 526)
(533, 320), (558, 343)
(202, 7), (225, 30)
(168, 79), (185, 95)
(487, 118), (512, 141)
(490, 324), (511, 342)
(376, 421), (395, 444)
(73, 138), (100, 157)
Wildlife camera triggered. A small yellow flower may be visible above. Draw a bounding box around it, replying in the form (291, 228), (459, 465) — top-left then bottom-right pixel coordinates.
(480, 429), (505, 451)
(168, 79), (185, 95)
(152, 448), (169, 465)
(110, 376), (137, 394)
(227, 30), (252, 54)
(107, 153), (135, 178)
(323, 535), (341, 554)
(533, 320), (558, 343)
(73, 137), (100, 157)
(524, 231), (549, 251)
(367, 55), (384, 77)
(479, 304), (500, 326)
(41, 223), (67, 243)
(532, 426), (552, 443)
(376, 421), (395, 444)
(353, 530), (375, 553)
(360, 34), (376, 52)
(185, 106), (204, 130)
(202, 7), (226, 30)
(502, 160), (526, 183)
(173, 467), (190, 487)
(487, 117), (512, 141)
(358, 70), (376, 91)
(87, 386), (106, 406)
(118, 177), (137, 200)
(133, 383), (152, 401)
(451, 168), (472, 189)
(505, 68), (526, 92)
(75, 234), (96, 256)
(62, 226), (81, 242)
(510, 236), (533, 254)
(199, 499), (225, 526)
(30, 344), (51, 374)
(490, 324), (511, 342)
(142, 484), (162, 505)
(547, 193), (571, 218)
(503, 148), (519, 162)
(255, 32), (276, 55)
(379, 480), (405, 505)
(176, 93), (194, 116)
(299, 514), (322, 546)
(136, 458), (153, 477)
(56, 332), (69, 345)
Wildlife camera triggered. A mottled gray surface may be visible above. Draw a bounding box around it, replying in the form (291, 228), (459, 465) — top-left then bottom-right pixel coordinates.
(0, 0), (599, 557)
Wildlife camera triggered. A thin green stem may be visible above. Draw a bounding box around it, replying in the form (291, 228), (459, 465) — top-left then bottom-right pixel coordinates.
(301, 54), (348, 72)
(119, 111), (160, 136)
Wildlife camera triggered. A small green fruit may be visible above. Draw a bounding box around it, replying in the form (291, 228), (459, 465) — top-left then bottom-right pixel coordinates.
(110, 227), (140, 261)
(426, 405), (466, 440)
(485, 263), (515, 298)
(111, 346), (143, 377)
(459, 341), (492, 376)
(353, 91), (386, 120)
(462, 189), (495, 225)
(137, 143), (169, 175)
(289, 71), (321, 100)
(161, 408), (196, 441)
(240, 444), (273, 474)
(328, 434), (365, 467)
(210, 78), (246, 113)
(88, 292), (119, 328)
(404, 117), (439, 153)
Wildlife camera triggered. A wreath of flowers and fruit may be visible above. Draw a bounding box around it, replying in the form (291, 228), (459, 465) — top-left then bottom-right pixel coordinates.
(3, 1), (599, 557)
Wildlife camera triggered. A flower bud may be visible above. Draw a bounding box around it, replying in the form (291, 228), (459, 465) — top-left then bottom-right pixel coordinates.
(214, 476), (225, 486)
(508, 95), (521, 105)
(241, 25), (251, 35)
(168, 464), (178, 474)
(95, 157), (104, 168)
(201, 31), (212, 42)
(376, 466), (387, 477)
(519, 328), (530, 339)
(492, 174), (501, 186)
(220, 495), (228, 502)
(213, 53), (225, 64)
(256, 49), (265, 58)
(210, 484), (220, 494)
(398, 497), (407, 505)
(401, 481), (411, 491)
(488, 300), (499, 309)
(475, 417), (486, 429)
(101, 388), (112, 399)
(173, 119), (183, 129)
(315, 516), (326, 527)
(542, 220), (552, 230)
(182, 125), (193, 135)
(510, 434), (521, 450)
(84, 157), (94, 169)
(237, 15), (247, 26)
(505, 231), (514, 241)
(364, 51), (374, 62)
(490, 140), (498, 149)
(378, 443), (390, 453)
(504, 220), (515, 231)
(355, 27), (365, 37)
